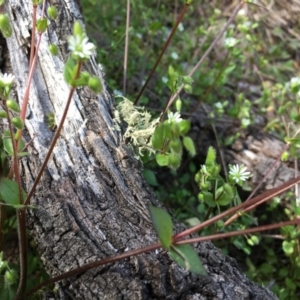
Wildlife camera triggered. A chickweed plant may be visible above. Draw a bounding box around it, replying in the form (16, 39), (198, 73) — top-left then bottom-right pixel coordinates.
(0, 0), (299, 299)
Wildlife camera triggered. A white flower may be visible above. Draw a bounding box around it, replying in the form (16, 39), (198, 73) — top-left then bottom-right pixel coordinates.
(229, 164), (252, 184)
(178, 23), (184, 32)
(290, 77), (300, 86)
(224, 37), (239, 48)
(171, 52), (179, 60)
(238, 8), (246, 16)
(0, 73), (15, 86)
(68, 34), (96, 60)
(167, 111), (182, 124)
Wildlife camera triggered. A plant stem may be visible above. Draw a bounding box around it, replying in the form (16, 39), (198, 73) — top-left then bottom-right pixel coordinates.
(29, 5), (37, 68)
(23, 242), (161, 299)
(4, 101), (27, 298)
(14, 209), (27, 300)
(161, 0), (245, 119)
(175, 219), (300, 245)
(134, 2), (190, 105)
(173, 175), (300, 240)
(123, 0), (130, 96)
(224, 127), (300, 226)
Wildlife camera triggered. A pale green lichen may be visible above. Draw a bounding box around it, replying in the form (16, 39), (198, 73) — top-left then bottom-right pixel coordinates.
(116, 97), (158, 155)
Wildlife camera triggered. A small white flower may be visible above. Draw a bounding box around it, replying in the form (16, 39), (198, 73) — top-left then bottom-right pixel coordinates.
(161, 76), (168, 83)
(68, 34), (96, 60)
(229, 164), (252, 184)
(290, 77), (300, 89)
(224, 37), (239, 48)
(171, 52), (179, 60)
(238, 8), (246, 16)
(167, 111), (182, 124)
(0, 73), (15, 86)
(178, 23), (184, 32)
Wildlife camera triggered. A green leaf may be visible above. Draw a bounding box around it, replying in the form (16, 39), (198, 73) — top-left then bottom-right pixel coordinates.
(0, 151), (9, 178)
(149, 21), (162, 32)
(183, 136), (196, 156)
(223, 183), (234, 197)
(201, 191), (216, 207)
(64, 57), (77, 86)
(156, 153), (169, 166)
(282, 240), (294, 255)
(169, 139), (182, 154)
(285, 277), (297, 290)
(11, 117), (24, 130)
(6, 99), (20, 112)
(168, 153), (181, 170)
(0, 278), (17, 300)
(149, 206), (173, 248)
(0, 202), (35, 209)
(178, 120), (190, 135)
(143, 169), (158, 186)
(3, 133), (25, 156)
(169, 244), (206, 275)
(36, 17), (48, 33)
(152, 123), (166, 150)
(0, 178), (27, 205)
(205, 146), (216, 166)
(168, 65), (175, 77)
(216, 186), (233, 206)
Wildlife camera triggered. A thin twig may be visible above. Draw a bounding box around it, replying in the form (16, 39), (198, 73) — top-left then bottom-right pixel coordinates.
(175, 219), (300, 245)
(134, 2), (190, 105)
(173, 175), (300, 240)
(123, 0), (130, 96)
(23, 242), (161, 299)
(161, 1), (245, 119)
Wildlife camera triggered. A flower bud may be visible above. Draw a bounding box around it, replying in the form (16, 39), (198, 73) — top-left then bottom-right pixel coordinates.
(36, 18), (48, 33)
(0, 110), (7, 118)
(5, 269), (17, 284)
(32, 0), (42, 5)
(49, 44), (59, 56)
(6, 99), (20, 112)
(47, 6), (58, 20)
(88, 76), (102, 94)
(73, 21), (84, 37)
(175, 98), (182, 112)
(12, 117), (24, 130)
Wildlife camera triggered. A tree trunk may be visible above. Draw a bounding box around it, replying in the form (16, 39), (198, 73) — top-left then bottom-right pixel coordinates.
(4, 0), (277, 299)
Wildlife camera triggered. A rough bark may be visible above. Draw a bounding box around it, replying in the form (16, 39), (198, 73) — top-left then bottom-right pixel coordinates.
(4, 0), (278, 299)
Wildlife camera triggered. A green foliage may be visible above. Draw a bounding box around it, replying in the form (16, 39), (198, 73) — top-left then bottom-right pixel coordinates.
(195, 147), (251, 212)
(0, 178), (27, 208)
(36, 18), (48, 33)
(3, 131), (26, 157)
(47, 6), (58, 20)
(49, 44), (59, 56)
(169, 244), (206, 275)
(149, 206), (173, 248)
(0, 14), (12, 38)
(1, 0), (299, 297)
(149, 205), (206, 275)
(6, 100), (20, 113)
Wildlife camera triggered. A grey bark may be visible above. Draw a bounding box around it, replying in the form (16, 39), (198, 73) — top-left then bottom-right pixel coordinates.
(4, 0), (277, 299)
